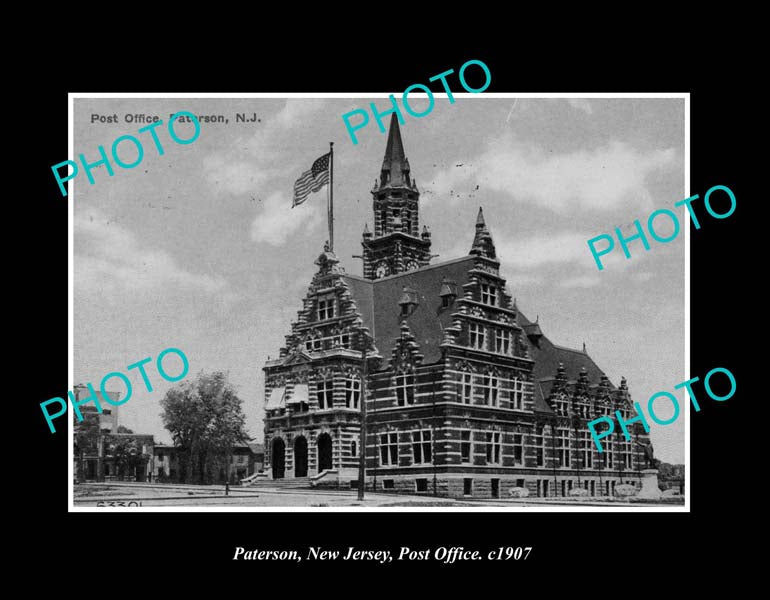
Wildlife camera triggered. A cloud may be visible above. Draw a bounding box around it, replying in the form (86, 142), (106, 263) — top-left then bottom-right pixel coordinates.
(250, 191), (324, 246)
(559, 274), (602, 288)
(495, 232), (591, 269)
(203, 99), (327, 197)
(630, 271), (654, 283)
(425, 138), (677, 214)
(75, 206), (229, 295)
(202, 154), (277, 197)
(566, 98), (594, 114)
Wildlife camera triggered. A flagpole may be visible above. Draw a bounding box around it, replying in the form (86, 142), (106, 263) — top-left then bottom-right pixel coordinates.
(328, 142), (334, 252)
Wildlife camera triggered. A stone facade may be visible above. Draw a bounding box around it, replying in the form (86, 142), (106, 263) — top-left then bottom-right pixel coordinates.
(262, 114), (656, 499)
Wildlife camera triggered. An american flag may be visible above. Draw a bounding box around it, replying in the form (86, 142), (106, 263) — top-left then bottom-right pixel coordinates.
(293, 152), (330, 207)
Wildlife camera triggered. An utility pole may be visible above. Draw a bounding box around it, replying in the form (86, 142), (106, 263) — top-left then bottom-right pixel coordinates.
(357, 327), (372, 501)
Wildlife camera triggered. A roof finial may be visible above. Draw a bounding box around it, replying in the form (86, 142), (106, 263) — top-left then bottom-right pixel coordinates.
(469, 207), (497, 258)
(476, 206), (486, 228)
(582, 340), (586, 353)
(379, 113), (409, 188)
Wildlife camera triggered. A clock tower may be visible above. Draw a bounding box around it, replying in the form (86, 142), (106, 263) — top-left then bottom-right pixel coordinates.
(361, 113), (432, 280)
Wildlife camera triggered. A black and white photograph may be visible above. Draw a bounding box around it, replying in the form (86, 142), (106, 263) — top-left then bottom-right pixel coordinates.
(69, 94), (687, 510)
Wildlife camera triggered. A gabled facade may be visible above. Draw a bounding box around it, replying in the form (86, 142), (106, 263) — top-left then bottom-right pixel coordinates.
(262, 114), (656, 499)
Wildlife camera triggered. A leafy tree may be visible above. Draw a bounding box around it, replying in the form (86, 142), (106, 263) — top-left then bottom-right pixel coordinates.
(108, 437), (137, 480)
(74, 412), (101, 482)
(160, 371), (250, 484)
(117, 425), (134, 434)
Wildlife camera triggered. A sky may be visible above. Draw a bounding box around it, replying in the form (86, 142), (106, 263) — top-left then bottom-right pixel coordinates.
(73, 95), (686, 463)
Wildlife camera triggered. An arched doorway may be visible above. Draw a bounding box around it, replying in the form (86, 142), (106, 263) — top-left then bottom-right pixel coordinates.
(317, 433), (333, 472)
(294, 436), (308, 477)
(272, 437), (285, 479)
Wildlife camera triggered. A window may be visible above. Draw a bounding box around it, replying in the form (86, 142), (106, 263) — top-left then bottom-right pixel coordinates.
(463, 478), (473, 496)
(516, 479), (525, 489)
(317, 296), (335, 320)
(491, 479), (500, 498)
(576, 400), (590, 418)
(561, 480), (567, 497)
(510, 378), (524, 410)
(481, 283), (497, 306)
(534, 427), (545, 467)
(351, 440), (357, 458)
(460, 431), (471, 463)
(345, 377), (361, 409)
(305, 335), (323, 352)
(415, 478), (428, 492)
(442, 295), (452, 308)
(469, 323), (485, 350)
(395, 372), (415, 406)
(604, 439), (614, 469)
(554, 393), (569, 416)
(512, 434), (523, 466)
(495, 329), (510, 354)
(412, 430), (432, 464)
(579, 430), (593, 469)
(333, 331), (351, 349)
(383, 479), (394, 489)
(485, 432), (501, 464)
(461, 372), (473, 404)
(556, 428), (571, 468)
(621, 440), (633, 469)
(480, 374), (499, 406)
(379, 433), (399, 466)
(316, 379), (334, 410)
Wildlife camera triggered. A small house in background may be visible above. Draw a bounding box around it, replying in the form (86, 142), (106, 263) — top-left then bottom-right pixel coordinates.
(153, 442), (265, 484)
(74, 386), (154, 482)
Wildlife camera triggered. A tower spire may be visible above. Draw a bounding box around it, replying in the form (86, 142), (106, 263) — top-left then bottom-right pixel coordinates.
(469, 206), (497, 259)
(379, 114), (411, 188)
(362, 114), (430, 279)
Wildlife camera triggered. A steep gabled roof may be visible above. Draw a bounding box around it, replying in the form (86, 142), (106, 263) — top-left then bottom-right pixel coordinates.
(517, 310), (613, 413)
(341, 254), (616, 414)
(342, 256), (475, 367)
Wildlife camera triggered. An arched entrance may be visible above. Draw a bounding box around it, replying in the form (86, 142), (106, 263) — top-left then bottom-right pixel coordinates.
(272, 437), (285, 479)
(294, 436), (308, 477)
(317, 433), (333, 472)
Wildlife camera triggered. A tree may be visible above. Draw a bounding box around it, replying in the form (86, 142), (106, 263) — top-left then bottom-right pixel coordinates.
(117, 425), (134, 434)
(74, 412), (101, 483)
(107, 436), (145, 480)
(160, 371), (250, 484)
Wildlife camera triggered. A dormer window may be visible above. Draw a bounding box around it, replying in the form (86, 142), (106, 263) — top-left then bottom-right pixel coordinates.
(481, 284), (497, 306)
(398, 287), (419, 317)
(439, 278), (457, 307)
(317, 295), (335, 320)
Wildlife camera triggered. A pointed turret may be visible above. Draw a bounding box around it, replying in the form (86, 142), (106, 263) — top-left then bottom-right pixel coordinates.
(363, 112), (431, 279)
(469, 207), (498, 259)
(379, 114), (411, 189)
